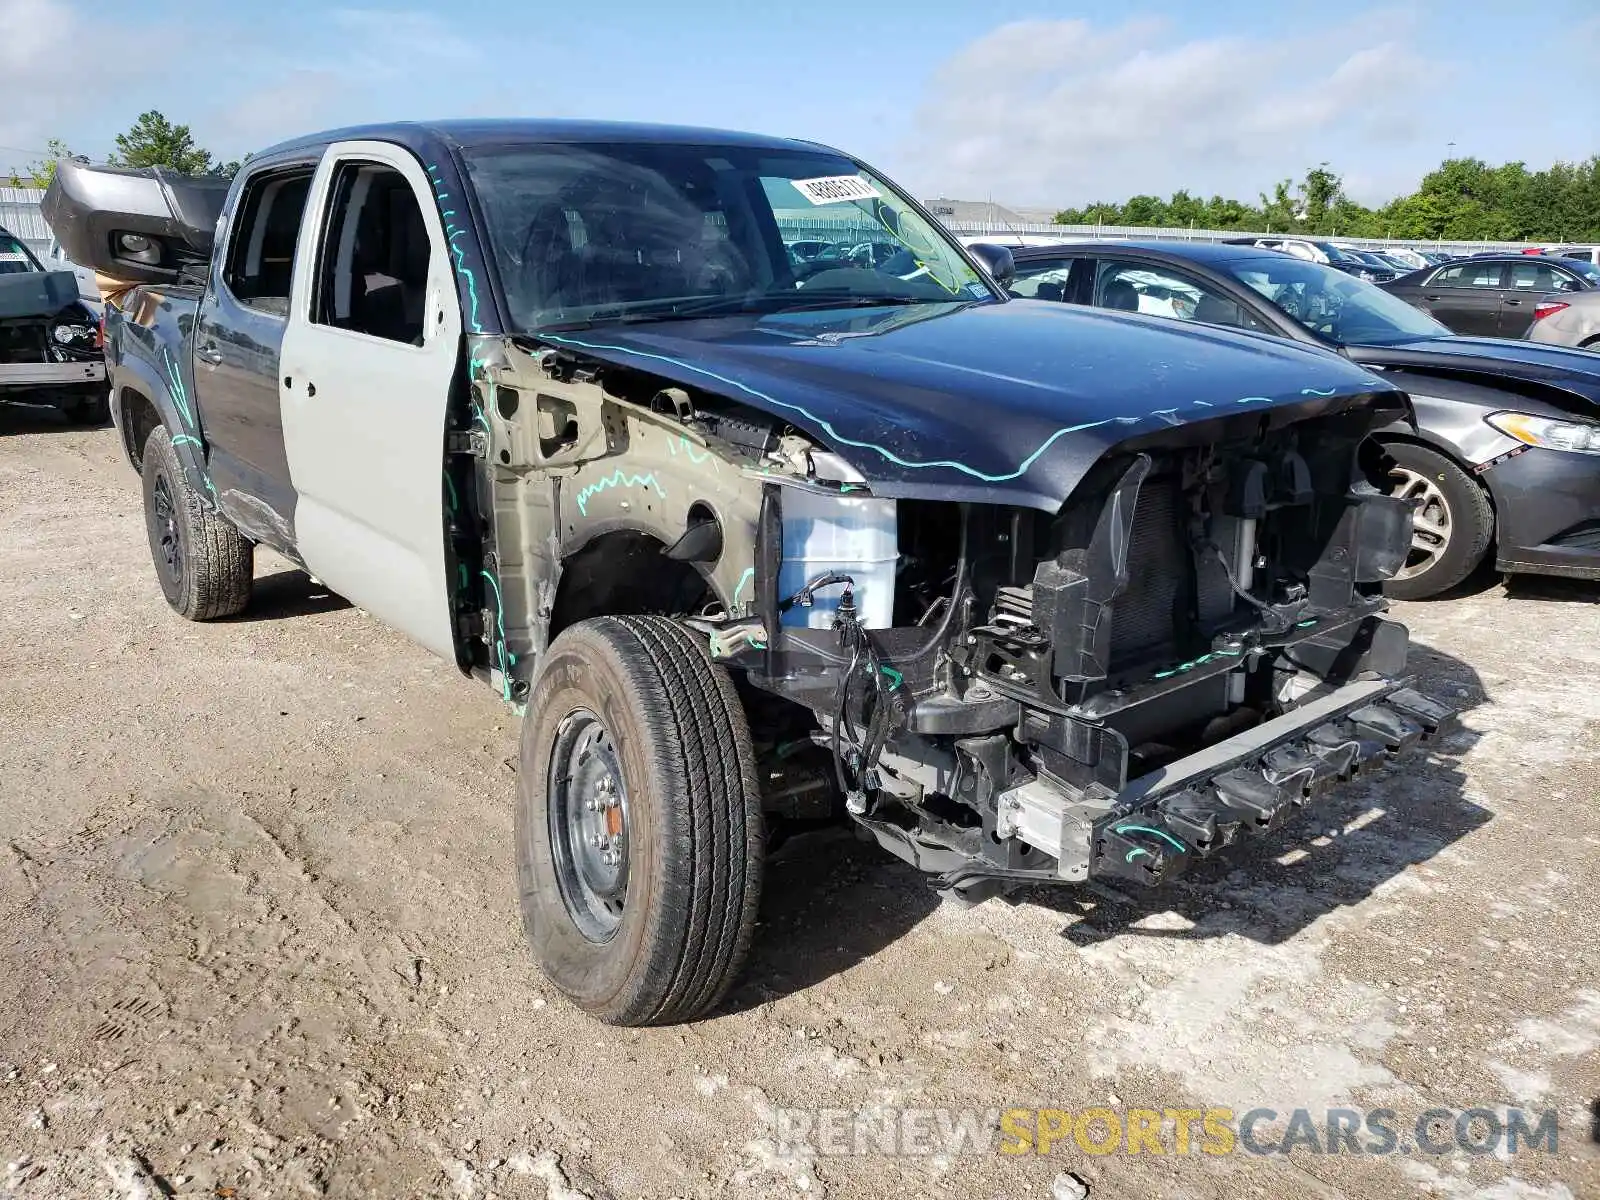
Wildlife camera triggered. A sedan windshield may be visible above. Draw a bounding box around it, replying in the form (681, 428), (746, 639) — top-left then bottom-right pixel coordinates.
(464, 142), (995, 333)
(1223, 255), (1451, 345)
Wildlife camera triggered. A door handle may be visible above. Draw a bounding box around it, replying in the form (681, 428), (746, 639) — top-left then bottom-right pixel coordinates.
(196, 345), (223, 365)
(1422, 294), (1441, 301)
(1504, 298), (1522, 306)
(305, 381), (316, 398)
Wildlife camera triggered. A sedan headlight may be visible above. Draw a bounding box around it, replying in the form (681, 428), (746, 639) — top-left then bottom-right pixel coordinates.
(1485, 411), (1600, 455)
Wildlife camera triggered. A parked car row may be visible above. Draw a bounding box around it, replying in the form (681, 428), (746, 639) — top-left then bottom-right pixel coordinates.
(997, 237), (1600, 601)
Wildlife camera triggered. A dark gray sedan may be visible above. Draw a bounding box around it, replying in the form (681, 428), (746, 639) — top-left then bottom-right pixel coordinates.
(1381, 254), (1600, 338)
(991, 239), (1600, 599)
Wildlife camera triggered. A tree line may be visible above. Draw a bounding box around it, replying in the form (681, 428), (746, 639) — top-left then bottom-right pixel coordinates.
(1055, 158), (1600, 243)
(8, 111), (244, 188)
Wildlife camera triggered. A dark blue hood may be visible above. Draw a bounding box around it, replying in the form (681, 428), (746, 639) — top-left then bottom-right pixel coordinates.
(540, 299), (1399, 509)
(1355, 336), (1600, 407)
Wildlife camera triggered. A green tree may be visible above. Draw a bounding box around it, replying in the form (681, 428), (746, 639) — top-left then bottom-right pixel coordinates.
(7, 139), (75, 188)
(108, 111), (216, 175)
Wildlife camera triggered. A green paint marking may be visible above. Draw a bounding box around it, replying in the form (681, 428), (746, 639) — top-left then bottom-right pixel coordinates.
(1126, 847), (1152, 864)
(667, 434), (717, 469)
(574, 470), (665, 516)
(1297, 618), (1319, 628)
(479, 569), (513, 702)
(443, 470), (459, 512)
(171, 434), (202, 450)
(1114, 824), (1187, 854)
(880, 665), (904, 688)
(749, 638), (767, 650)
(732, 567), (754, 607)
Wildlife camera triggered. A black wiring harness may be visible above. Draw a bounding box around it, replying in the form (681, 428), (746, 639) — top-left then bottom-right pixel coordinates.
(782, 571), (903, 815)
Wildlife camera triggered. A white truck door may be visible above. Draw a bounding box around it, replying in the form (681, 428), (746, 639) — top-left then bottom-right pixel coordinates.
(279, 141), (462, 660)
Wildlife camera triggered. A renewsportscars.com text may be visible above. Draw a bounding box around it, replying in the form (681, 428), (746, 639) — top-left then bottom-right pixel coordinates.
(771, 1106), (1561, 1158)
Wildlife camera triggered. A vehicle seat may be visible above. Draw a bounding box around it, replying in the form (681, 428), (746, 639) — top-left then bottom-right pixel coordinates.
(348, 187), (430, 345)
(1103, 279), (1139, 311)
(1194, 294), (1245, 327)
(1035, 281), (1064, 302)
(519, 202), (584, 312)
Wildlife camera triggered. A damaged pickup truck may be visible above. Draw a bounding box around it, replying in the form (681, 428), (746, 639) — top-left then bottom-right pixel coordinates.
(0, 225), (107, 423)
(45, 122), (1452, 1026)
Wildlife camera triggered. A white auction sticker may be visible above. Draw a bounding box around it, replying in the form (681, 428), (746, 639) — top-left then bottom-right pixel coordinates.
(791, 175), (881, 206)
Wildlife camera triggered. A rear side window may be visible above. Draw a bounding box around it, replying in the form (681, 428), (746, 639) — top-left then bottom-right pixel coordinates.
(1008, 258), (1077, 301)
(312, 162), (433, 346)
(1093, 259), (1265, 330)
(224, 168), (314, 315)
(1430, 263), (1505, 289)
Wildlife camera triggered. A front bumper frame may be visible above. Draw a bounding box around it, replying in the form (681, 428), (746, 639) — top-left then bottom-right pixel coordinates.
(1090, 678), (1454, 886)
(985, 676), (1454, 891)
(0, 360), (106, 388)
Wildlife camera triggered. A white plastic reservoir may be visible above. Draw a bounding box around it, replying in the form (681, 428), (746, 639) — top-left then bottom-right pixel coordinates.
(777, 490), (898, 629)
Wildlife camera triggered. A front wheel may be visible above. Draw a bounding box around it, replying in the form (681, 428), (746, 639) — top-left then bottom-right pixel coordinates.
(1382, 442), (1494, 600)
(516, 615), (763, 1026)
(140, 424), (253, 620)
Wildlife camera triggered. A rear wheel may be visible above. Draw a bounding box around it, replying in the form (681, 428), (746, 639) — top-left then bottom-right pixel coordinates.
(516, 615), (763, 1026)
(1382, 442), (1494, 600)
(140, 424), (253, 620)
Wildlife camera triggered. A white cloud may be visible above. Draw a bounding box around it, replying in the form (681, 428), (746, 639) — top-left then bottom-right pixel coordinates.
(906, 15), (1440, 208)
(0, 0), (171, 160)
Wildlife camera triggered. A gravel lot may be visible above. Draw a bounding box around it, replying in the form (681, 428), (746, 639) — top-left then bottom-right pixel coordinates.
(2, 405), (1597, 1200)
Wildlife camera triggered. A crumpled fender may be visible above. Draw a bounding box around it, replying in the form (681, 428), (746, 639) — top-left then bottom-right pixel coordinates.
(107, 308), (215, 503)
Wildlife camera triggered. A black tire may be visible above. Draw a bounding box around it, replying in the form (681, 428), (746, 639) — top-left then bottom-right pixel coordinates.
(61, 388), (110, 425)
(517, 615), (763, 1026)
(140, 424), (253, 620)
(1382, 441), (1494, 600)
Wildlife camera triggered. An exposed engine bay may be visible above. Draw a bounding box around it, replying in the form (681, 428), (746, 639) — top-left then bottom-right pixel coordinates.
(461, 335), (1454, 901)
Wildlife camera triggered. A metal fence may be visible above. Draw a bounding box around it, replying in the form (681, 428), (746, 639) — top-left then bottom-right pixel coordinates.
(0, 183), (1554, 262)
(939, 219), (1542, 256)
(0, 186), (53, 260)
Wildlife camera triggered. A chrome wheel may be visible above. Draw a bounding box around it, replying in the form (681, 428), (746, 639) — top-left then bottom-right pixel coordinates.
(1389, 466), (1452, 581)
(547, 709), (630, 943)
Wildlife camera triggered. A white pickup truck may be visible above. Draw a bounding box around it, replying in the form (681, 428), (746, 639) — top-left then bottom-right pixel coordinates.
(45, 121), (1450, 1026)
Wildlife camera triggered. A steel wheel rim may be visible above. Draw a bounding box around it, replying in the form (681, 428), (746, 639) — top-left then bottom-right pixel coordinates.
(1389, 466), (1453, 580)
(152, 473), (183, 586)
(547, 708), (630, 943)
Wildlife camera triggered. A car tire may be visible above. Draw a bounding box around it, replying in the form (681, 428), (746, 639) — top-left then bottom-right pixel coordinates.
(61, 388), (110, 425)
(140, 424), (253, 620)
(1382, 442), (1494, 600)
(517, 614), (763, 1026)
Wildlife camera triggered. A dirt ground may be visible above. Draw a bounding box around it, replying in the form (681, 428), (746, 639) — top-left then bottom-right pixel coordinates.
(1, 404), (1597, 1200)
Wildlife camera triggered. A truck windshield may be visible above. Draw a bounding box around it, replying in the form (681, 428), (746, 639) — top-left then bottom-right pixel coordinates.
(463, 142), (996, 332)
(0, 234), (42, 276)
(1224, 256), (1450, 345)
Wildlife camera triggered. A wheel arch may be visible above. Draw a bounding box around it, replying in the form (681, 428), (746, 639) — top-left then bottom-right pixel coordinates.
(110, 352), (212, 499)
(547, 525), (720, 644)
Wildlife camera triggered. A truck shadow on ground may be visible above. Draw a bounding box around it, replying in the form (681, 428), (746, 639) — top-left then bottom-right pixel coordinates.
(0, 402), (109, 434)
(233, 568), (352, 621)
(725, 637), (1490, 1009)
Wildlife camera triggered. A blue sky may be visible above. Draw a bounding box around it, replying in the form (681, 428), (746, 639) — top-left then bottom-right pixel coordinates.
(3, 0), (1597, 208)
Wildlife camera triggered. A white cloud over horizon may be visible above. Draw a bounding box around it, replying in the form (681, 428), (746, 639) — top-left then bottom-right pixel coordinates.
(903, 14), (1446, 208)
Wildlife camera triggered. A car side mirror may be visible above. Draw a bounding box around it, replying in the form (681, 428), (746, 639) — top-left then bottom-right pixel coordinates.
(968, 242), (1015, 288)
